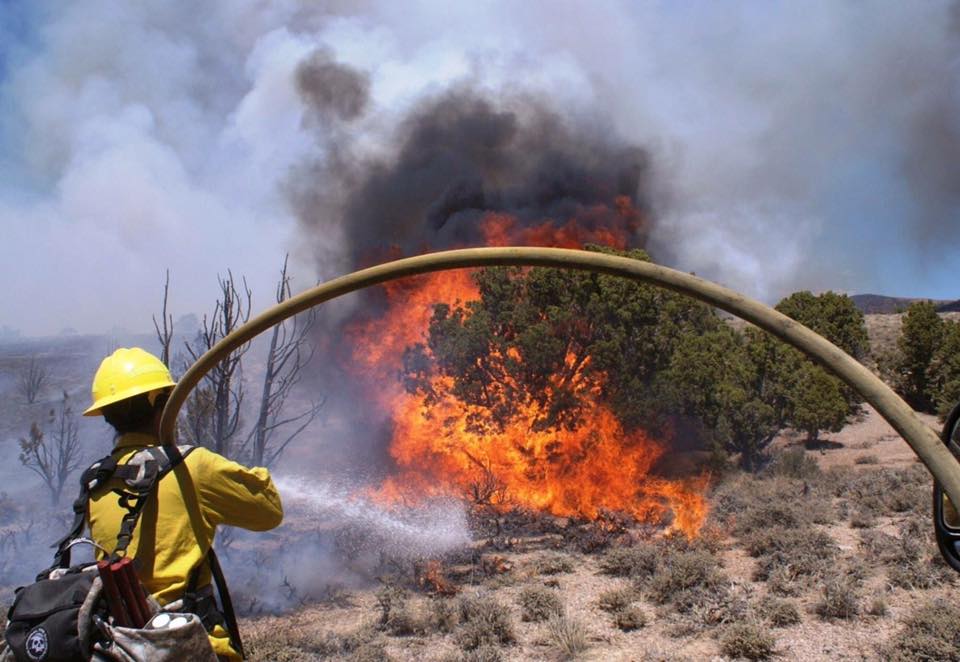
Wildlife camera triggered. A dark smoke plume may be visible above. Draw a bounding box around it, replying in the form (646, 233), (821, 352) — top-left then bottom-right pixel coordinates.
(295, 48), (371, 125)
(290, 88), (654, 267)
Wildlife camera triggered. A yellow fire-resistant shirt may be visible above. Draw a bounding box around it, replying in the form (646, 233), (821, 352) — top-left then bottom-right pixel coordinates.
(87, 433), (284, 660)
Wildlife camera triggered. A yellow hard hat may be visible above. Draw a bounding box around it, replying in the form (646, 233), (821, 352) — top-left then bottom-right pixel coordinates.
(83, 347), (176, 416)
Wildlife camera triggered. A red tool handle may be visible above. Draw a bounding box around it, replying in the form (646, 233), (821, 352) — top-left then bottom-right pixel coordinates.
(97, 560), (131, 628)
(111, 558), (148, 628)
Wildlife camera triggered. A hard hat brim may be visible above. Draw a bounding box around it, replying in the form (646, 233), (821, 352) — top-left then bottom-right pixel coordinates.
(83, 380), (176, 416)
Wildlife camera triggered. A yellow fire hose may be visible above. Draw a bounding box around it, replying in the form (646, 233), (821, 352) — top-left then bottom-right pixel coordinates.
(158, 247), (960, 509)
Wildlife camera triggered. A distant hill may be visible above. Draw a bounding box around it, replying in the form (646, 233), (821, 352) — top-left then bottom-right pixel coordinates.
(850, 294), (957, 314)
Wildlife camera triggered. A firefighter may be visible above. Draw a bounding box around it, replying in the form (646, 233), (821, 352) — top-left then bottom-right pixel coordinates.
(82, 347), (283, 660)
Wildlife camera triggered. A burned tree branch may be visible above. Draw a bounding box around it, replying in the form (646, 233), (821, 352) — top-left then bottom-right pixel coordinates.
(246, 255), (323, 468)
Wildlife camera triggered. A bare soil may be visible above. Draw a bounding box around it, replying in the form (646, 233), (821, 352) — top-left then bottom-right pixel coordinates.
(242, 404), (957, 661)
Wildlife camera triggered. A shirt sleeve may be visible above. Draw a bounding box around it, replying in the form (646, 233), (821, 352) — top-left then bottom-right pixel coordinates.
(193, 449), (284, 531)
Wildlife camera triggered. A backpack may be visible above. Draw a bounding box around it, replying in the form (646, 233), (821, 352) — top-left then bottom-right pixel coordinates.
(3, 445), (242, 661)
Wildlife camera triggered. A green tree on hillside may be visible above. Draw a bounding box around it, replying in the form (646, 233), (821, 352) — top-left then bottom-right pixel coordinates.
(658, 327), (778, 470)
(929, 320), (960, 418)
(891, 301), (946, 412)
(744, 291), (867, 443)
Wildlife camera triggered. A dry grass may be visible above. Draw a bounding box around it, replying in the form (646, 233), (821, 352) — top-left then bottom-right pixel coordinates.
(762, 597), (801, 627)
(546, 614), (590, 659)
(455, 595), (516, 651)
(720, 622), (777, 660)
(613, 605), (647, 631)
(596, 586), (636, 613)
(517, 584), (564, 622)
(815, 573), (860, 620)
(881, 598), (960, 661)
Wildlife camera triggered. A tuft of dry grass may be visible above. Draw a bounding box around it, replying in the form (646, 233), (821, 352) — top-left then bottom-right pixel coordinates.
(866, 593), (888, 617)
(245, 623), (381, 662)
(765, 446), (822, 480)
(532, 553), (574, 575)
(815, 574), (860, 620)
(762, 597), (801, 627)
(517, 585), (564, 622)
(745, 526), (837, 589)
(880, 599), (960, 661)
(596, 586), (636, 613)
(428, 597), (460, 633)
(720, 622), (777, 660)
(613, 605), (647, 631)
(597, 544), (659, 578)
(456, 595), (516, 651)
(646, 549), (726, 605)
(546, 614), (590, 659)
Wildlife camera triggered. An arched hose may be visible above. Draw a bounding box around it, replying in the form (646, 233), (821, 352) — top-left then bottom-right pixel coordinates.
(159, 247), (960, 508)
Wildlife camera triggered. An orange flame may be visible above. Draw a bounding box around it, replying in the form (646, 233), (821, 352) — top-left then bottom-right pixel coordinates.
(347, 207), (708, 537)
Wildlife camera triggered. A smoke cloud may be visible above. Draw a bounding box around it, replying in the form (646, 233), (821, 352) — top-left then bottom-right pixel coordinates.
(2, 2), (960, 337)
(290, 89), (651, 268)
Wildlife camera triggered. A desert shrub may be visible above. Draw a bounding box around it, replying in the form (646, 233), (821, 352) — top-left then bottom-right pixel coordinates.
(867, 594), (888, 617)
(456, 595), (515, 650)
(746, 526), (837, 584)
(546, 615), (590, 659)
(734, 502), (805, 537)
(446, 647), (504, 662)
(350, 641), (391, 662)
(765, 446), (821, 479)
(854, 454), (880, 465)
(762, 598), (801, 627)
(614, 605), (647, 631)
(647, 549), (725, 604)
(246, 624), (379, 662)
(428, 597), (460, 633)
(888, 554), (953, 590)
(858, 529), (900, 561)
(598, 544), (659, 578)
(815, 574), (859, 620)
(765, 566), (802, 597)
(684, 582), (752, 630)
(533, 553), (574, 575)
(881, 599), (960, 661)
(597, 586), (636, 613)
(833, 465), (927, 516)
(879, 520), (955, 589)
(517, 585), (564, 622)
(374, 584), (423, 636)
(849, 507), (876, 529)
(720, 623), (777, 660)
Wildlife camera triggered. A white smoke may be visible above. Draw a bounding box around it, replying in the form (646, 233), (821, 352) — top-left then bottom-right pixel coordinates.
(2, 0), (959, 336)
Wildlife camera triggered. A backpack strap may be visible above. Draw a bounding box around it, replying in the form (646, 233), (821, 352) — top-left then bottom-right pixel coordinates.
(110, 445), (196, 559)
(50, 444), (195, 570)
(51, 455), (119, 570)
(183, 548), (245, 658)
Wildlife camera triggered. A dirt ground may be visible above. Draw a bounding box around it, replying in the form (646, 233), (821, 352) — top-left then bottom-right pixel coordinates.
(241, 404), (958, 661)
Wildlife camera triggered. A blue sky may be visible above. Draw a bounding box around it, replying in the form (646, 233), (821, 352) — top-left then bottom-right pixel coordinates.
(0, 1), (958, 335)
